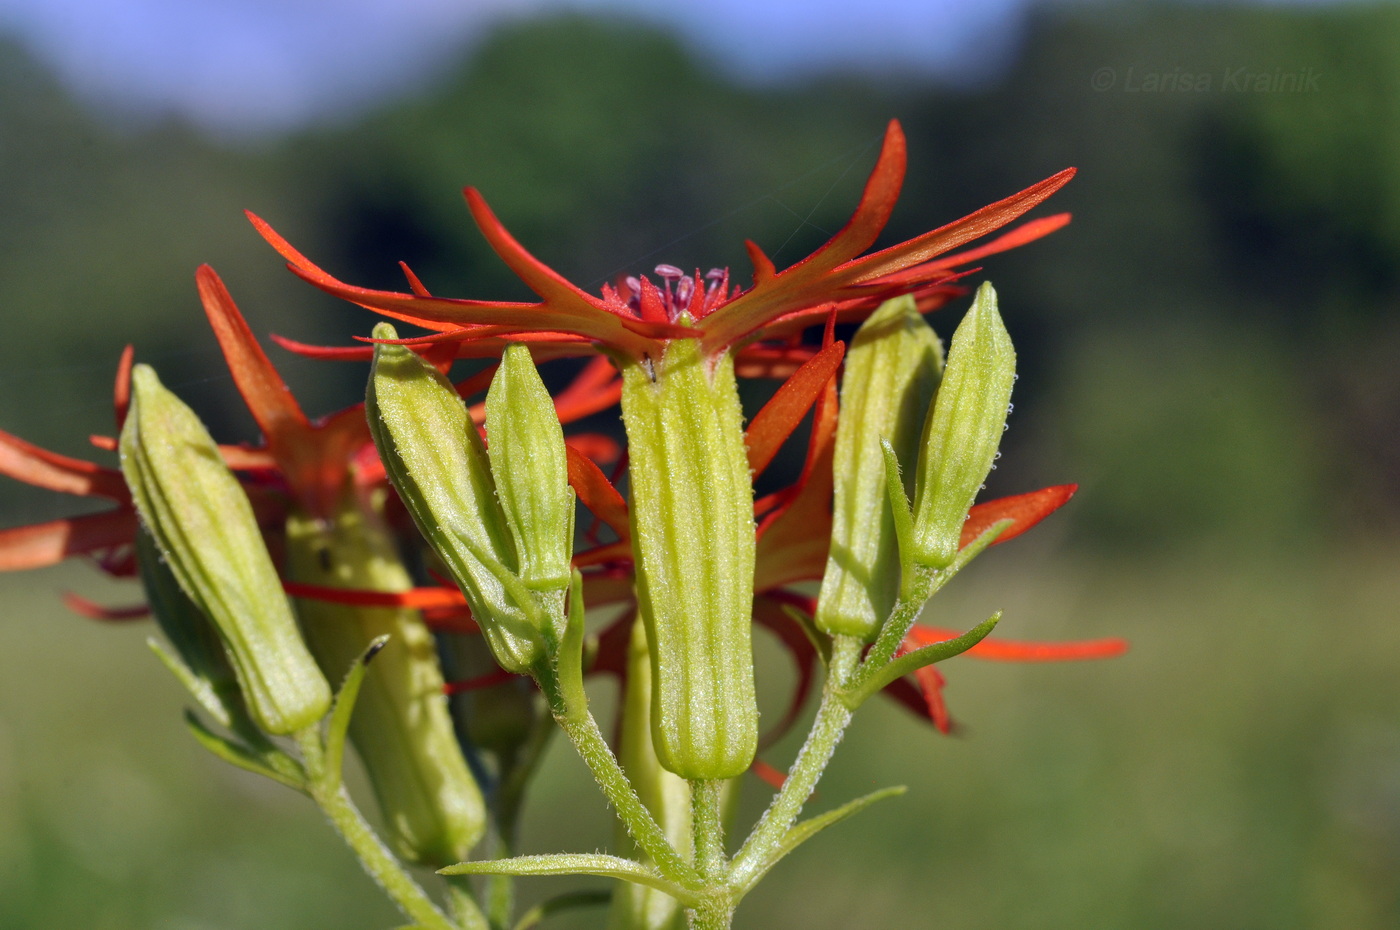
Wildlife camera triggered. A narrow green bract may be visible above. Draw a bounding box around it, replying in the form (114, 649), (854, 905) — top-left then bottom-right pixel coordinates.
(120, 365), (331, 735)
(816, 295), (943, 639)
(486, 343), (574, 591)
(621, 333), (757, 781)
(135, 527), (247, 729)
(366, 325), (544, 673)
(287, 498), (486, 867)
(911, 282), (1017, 568)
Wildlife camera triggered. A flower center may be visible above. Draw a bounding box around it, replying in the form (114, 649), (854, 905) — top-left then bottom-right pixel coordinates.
(624, 264), (729, 321)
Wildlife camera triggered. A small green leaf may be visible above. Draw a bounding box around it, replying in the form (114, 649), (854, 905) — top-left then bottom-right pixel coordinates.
(778, 602), (831, 667)
(148, 638), (232, 730)
(440, 854), (699, 907)
(738, 785), (907, 893)
(843, 613), (1002, 709)
(322, 633), (390, 793)
(183, 710), (306, 792)
(879, 439), (916, 599)
(136, 528), (246, 730)
(556, 569), (588, 715)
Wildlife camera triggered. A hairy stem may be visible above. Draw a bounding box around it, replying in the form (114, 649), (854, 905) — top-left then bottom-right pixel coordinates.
(727, 638), (861, 889)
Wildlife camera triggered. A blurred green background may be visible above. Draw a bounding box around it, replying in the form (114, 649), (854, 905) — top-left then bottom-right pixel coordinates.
(3, 3), (1399, 928)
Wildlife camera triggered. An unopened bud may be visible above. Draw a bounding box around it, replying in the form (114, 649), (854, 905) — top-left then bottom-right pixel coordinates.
(287, 498), (485, 867)
(911, 282), (1017, 568)
(485, 344), (574, 591)
(816, 295), (942, 639)
(367, 325), (544, 673)
(120, 365), (331, 735)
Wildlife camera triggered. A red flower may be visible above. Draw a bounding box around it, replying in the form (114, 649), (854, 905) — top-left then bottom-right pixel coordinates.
(249, 120), (1073, 363)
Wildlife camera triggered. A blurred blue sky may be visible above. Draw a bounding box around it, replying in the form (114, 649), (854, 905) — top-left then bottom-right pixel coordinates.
(0, 0), (1339, 136)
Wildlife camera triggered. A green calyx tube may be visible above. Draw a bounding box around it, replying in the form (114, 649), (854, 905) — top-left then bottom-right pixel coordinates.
(815, 295), (943, 639)
(120, 365), (331, 736)
(286, 495), (486, 867)
(620, 330), (758, 781)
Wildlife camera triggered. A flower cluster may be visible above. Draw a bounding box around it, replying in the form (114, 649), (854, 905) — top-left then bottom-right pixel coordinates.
(0, 119), (1125, 930)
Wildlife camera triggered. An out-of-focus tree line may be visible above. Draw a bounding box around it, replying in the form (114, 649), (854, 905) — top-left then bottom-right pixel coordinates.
(2, 4), (1396, 551)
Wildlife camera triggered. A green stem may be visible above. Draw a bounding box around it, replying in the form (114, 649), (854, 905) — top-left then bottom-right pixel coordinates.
(446, 875), (489, 930)
(483, 823), (516, 930)
(688, 900), (736, 930)
(691, 779), (726, 882)
(727, 638), (861, 889)
(857, 565), (939, 679)
(319, 780), (470, 930)
(534, 663), (698, 887)
(296, 730), (478, 930)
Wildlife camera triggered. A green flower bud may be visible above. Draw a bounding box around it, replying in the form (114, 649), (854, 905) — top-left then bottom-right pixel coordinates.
(816, 295), (943, 639)
(287, 498), (486, 867)
(620, 331), (757, 781)
(366, 326), (545, 673)
(486, 343), (575, 591)
(120, 365), (331, 735)
(911, 282), (1017, 568)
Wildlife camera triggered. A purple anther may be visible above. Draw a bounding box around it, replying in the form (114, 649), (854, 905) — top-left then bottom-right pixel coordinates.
(654, 264), (684, 279)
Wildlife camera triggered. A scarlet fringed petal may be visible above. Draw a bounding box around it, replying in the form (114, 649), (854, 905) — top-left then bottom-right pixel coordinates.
(253, 194), (696, 358)
(745, 340), (845, 479)
(565, 445), (630, 541)
(907, 625), (1129, 662)
(960, 484), (1078, 549)
(0, 431), (129, 501)
(61, 592), (149, 621)
(843, 170), (1076, 286)
(563, 433), (622, 465)
(733, 344), (820, 379)
(753, 368), (838, 592)
(552, 357), (623, 422)
(281, 580), (468, 610)
(0, 509), (138, 571)
(914, 664), (953, 734)
(697, 122), (1075, 354)
(113, 345), (134, 430)
(196, 265), (311, 448)
(750, 759), (788, 791)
